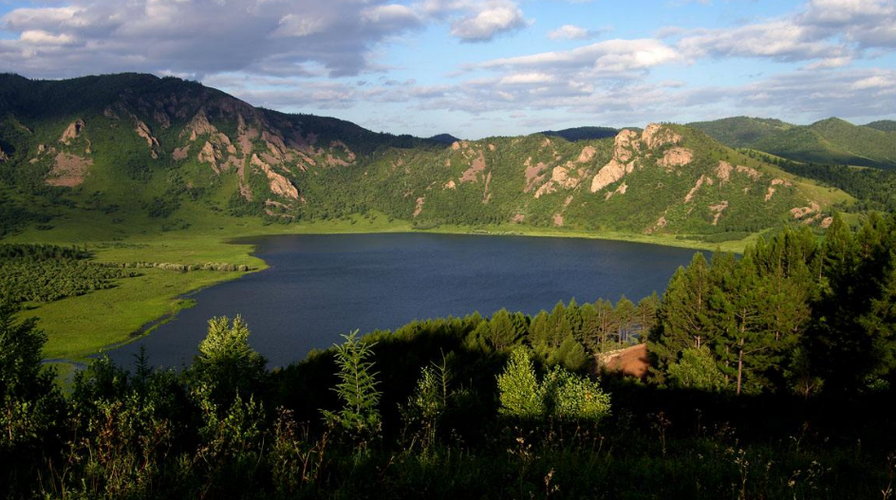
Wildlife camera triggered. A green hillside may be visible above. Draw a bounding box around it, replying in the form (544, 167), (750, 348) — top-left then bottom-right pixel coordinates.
(0, 73), (849, 246)
(865, 120), (896, 132)
(691, 116), (896, 168)
(687, 116), (793, 148)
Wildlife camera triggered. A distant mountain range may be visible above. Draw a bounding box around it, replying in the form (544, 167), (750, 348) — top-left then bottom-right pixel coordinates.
(689, 116), (896, 169)
(0, 74), (855, 241)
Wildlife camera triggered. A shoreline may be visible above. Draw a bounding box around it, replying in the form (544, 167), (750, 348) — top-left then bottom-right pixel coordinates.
(14, 218), (754, 371)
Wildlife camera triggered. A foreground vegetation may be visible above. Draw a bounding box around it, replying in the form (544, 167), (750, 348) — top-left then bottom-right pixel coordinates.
(2, 213), (895, 499)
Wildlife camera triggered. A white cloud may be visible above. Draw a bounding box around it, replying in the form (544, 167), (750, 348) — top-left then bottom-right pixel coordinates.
(548, 24), (593, 40)
(449, 2), (529, 42)
(474, 38), (682, 75)
(0, 0), (425, 78)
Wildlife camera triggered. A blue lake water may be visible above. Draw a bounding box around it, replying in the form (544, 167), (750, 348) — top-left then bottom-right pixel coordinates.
(108, 233), (701, 369)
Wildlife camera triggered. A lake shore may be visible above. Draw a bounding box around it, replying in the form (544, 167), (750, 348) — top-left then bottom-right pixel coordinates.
(8, 212), (751, 374)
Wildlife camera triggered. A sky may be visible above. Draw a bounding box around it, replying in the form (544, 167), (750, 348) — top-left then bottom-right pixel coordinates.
(0, 0), (895, 139)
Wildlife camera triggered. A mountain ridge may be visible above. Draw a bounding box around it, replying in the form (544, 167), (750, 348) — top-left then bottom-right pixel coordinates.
(690, 116), (896, 169)
(0, 73), (850, 242)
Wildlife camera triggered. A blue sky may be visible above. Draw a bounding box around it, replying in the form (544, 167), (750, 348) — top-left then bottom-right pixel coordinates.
(1, 0), (895, 139)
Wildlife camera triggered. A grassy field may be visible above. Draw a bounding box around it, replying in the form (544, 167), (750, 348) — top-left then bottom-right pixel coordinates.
(5, 202), (772, 374)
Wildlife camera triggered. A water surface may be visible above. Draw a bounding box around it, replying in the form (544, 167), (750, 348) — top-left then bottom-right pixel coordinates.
(108, 233), (700, 369)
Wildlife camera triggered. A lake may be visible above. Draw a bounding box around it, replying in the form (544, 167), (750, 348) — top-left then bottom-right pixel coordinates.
(108, 233), (701, 369)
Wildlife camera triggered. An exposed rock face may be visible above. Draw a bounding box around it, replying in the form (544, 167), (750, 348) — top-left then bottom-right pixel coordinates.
(577, 146), (597, 163)
(613, 130), (640, 162)
(736, 165), (762, 181)
(641, 123), (681, 150)
(523, 158), (548, 193)
(59, 119), (85, 144)
(716, 161), (733, 183)
(709, 201), (728, 225)
(535, 165), (583, 198)
(134, 120), (160, 159)
(183, 110), (217, 141)
(657, 147), (693, 170)
(414, 196), (425, 217)
(198, 142), (218, 172)
(685, 175), (714, 203)
(590, 158), (633, 193)
(444, 180), (456, 190)
(590, 129), (639, 193)
(47, 152), (92, 187)
(645, 216), (668, 234)
(790, 202), (821, 220)
(251, 154), (298, 199)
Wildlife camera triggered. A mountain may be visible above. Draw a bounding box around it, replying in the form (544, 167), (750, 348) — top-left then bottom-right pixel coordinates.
(540, 126), (618, 142)
(864, 120), (896, 132)
(687, 117), (793, 149)
(0, 74), (848, 242)
(691, 116), (896, 168)
(428, 133), (461, 144)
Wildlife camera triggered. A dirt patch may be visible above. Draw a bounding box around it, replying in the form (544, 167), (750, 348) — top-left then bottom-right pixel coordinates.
(488, 143), (497, 151)
(59, 119), (85, 144)
(444, 180), (457, 190)
(771, 178), (792, 187)
(709, 200), (728, 225)
(600, 344), (648, 379)
(552, 213), (564, 227)
(523, 158), (548, 193)
(765, 187), (776, 202)
(460, 152), (486, 183)
(821, 216), (833, 228)
(716, 161), (733, 183)
(47, 152), (92, 187)
(641, 124), (681, 150)
(482, 172), (492, 203)
(414, 196), (425, 217)
(657, 147), (693, 170)
(577, 146), (597, 163)
(172, 145), (190, 161)
(511, 213), (525, 223)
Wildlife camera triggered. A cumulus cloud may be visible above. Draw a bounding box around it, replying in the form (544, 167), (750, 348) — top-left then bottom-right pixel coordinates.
(449, 3), (528, 42)
(673, 0), (895, 65)
(0, 0), (424, 78)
